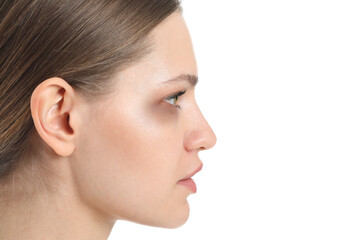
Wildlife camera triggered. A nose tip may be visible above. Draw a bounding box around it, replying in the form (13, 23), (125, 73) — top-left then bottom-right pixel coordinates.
(183, 100), (217, 152)
(203, 125), (217, 150)
(184, 119), (217, 152)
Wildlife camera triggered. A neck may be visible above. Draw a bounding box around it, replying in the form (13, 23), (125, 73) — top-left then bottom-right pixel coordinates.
(0, 166), (115, 240)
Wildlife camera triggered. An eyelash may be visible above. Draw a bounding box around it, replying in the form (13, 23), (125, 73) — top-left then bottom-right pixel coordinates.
(164, 90), (186, 110)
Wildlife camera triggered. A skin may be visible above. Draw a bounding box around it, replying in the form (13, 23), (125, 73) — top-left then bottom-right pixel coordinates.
(0, 11), (216, 240)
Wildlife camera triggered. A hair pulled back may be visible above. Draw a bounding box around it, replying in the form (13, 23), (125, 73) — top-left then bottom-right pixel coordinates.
(0, 0), (181, 180)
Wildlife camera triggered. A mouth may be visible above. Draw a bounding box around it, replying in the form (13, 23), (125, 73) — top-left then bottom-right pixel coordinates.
(177, 163), (203, 193)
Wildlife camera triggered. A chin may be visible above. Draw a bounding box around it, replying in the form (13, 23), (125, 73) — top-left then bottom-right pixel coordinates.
(152, 214), (189, 229)
(115, 199), (192, 229)
(157, 201), (191, 229)
(165, 216), (189, 229)
(135, 200), (191, 229)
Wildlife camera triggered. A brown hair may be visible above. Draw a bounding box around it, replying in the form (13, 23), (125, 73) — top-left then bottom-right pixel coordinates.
(0, 0), (181, 182)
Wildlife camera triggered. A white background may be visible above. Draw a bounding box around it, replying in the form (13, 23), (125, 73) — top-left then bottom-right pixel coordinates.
(109, 0), (360, 239)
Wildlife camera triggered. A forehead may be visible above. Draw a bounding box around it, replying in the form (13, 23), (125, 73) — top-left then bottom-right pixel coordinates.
(148, 11), (197, 78)
(114, 12), (197, 91)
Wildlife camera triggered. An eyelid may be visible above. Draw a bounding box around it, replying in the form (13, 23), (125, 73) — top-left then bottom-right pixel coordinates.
(165, 90), (186, 100)
(163, 90), (186, 109)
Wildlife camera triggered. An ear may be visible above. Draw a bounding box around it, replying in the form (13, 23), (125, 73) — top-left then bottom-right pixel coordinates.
(30, 77), (78, 157)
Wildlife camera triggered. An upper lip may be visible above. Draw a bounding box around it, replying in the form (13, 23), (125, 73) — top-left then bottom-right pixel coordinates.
(180, 162), (203, 181)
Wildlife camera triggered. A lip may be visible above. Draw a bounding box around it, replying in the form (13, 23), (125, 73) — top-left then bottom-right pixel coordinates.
(177, 163), (203, 193)
(181, 163), (203, 181)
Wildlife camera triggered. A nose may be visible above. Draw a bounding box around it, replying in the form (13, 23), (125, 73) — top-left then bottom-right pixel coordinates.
(183, 105), (217, 152)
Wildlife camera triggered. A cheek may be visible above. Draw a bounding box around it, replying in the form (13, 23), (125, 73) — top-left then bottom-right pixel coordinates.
(72, 102), (185, 224)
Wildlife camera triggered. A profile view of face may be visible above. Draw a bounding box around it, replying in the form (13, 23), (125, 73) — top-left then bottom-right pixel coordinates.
(71, 12), (217, 228)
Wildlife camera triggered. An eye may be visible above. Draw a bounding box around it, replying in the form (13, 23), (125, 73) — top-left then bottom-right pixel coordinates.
(164, 90), (186, 109)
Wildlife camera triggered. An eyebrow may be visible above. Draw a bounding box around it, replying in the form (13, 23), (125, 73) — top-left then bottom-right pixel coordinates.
(158, 74), (198, 88)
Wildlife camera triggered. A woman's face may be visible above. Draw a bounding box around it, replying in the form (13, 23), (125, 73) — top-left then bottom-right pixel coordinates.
(72, 12), (217, 228)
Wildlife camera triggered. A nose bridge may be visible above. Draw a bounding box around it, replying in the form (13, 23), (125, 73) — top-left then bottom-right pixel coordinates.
(183, 103), (217, 152)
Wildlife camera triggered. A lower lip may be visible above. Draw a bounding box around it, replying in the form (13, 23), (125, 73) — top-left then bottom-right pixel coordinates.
(177, 178), (197, 193)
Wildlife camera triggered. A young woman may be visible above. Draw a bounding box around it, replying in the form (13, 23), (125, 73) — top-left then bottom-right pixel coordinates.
(0, 1), (217, 239)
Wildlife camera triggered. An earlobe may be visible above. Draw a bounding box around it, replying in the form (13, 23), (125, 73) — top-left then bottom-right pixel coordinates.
(30, 77), (77, 157)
